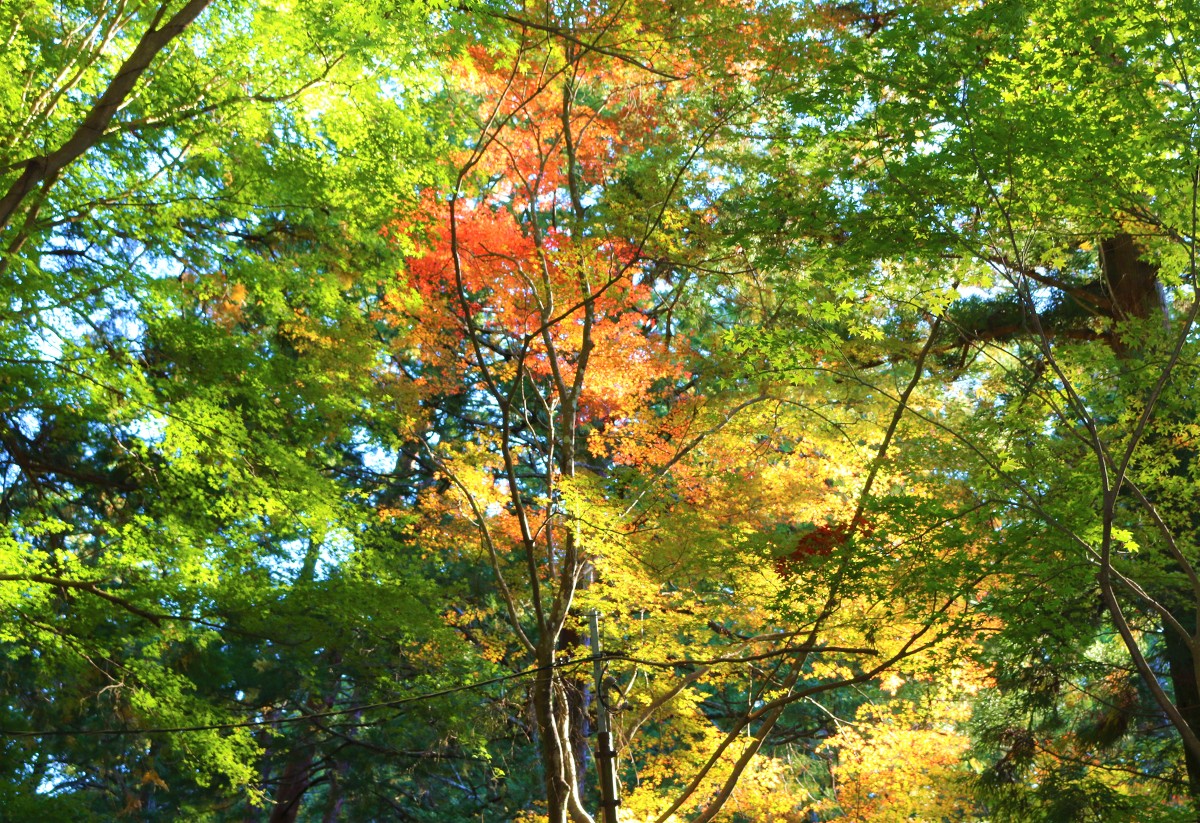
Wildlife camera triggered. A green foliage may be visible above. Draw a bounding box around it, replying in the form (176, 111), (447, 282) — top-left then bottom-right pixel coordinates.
(6, 0), (1200, 819)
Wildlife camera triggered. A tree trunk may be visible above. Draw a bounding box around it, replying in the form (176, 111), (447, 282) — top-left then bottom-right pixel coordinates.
(1099, 232), (1200, 815)
(267, 747), (313, 823)
(533, 653), (572, 823)
(1165, 627), (1200, 805)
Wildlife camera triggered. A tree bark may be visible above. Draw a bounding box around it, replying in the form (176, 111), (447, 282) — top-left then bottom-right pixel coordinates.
(533, 651), (572, 823)
(267, 747), (313, 823)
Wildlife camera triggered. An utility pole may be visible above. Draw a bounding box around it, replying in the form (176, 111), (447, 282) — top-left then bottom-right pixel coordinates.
(590, 610), (620, 823)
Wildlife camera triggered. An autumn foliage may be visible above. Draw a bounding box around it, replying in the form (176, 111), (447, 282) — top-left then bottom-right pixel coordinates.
(11, 0), (1200, 820)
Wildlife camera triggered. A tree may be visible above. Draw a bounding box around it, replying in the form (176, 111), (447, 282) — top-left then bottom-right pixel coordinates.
(729, 0), (1200, 814)
(381, 9), (1021, 823)
(14, 0), (1200, 819)
(389, 9), (736, 818)
(0, 0), (476, 817)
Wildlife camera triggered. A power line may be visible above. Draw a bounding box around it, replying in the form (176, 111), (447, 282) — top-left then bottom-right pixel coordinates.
(0, 656), (604, 739)
(0, 644), (869, 739)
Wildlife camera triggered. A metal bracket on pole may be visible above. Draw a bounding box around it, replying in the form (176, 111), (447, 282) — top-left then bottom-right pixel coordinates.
(590, 610), (620, 823)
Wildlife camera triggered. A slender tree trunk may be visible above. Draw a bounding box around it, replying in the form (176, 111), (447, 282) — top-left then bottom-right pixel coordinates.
(1099, 232), (1200, 815)
(322, 764), (348, 823)
(267, 749), (313, 823)
(559, 618), (592, 792)
(533, 650), (571, 823)
(1165, 627), (1200, 806)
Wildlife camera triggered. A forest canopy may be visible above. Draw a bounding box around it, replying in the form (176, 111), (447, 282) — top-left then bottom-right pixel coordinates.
(3, 0), (1200, 820)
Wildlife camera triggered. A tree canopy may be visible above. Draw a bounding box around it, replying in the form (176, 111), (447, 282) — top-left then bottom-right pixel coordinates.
(4, 0), (1200, 820)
